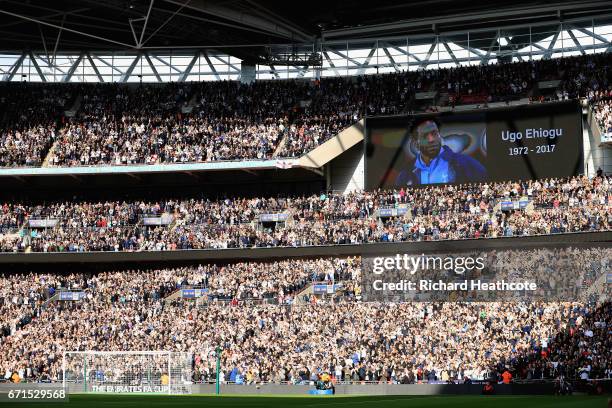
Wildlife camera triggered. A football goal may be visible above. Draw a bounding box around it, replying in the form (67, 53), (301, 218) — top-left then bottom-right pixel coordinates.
(62, 351), (192, 394)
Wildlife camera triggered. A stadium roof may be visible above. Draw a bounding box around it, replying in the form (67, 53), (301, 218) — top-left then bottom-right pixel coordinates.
(0, 0), (611, 62)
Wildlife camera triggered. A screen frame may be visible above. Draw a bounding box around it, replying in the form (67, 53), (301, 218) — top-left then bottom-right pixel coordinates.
(364, 100), (584, 190)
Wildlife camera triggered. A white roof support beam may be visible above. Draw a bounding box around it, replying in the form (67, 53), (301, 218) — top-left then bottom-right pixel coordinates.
(482, 37), (499, 63)
(62, 52), (84, 82)
(322, 51), (341, 76)
(442, 41), (460, 66)
(119, 54), (142, 82)
(177, 53), (198, 82)
(383, 42), (422, 62)
(569, 26), (611, 46)
(296, 65), (309, 78)
(268, 65), (280, 79)
(93, 56), (124, 75)
(569, 25), (611, 51)
(0, 9), (134, 49)
(382, 47), (400, 72)
(202, 51), (220, 81)
(144, 53), (162, 82)
(128, 19), (140, 46)
(543, 28), (561, 59)
(152, 55), (182, 73)
(142, 0), (191, 47)
(3, 52), (25, 81)
(86, 52), (104, 82)
(326, 47), (372, 70)
(0, 7), (89, 29)
(28, 52), (47, 82)
(451, 41), (485, 60)
(212, 55), (240, 72)
(35, 53), (67, 75)
(51, 14), (66, 65)
(419, 42), (436, 69)
(357, 47), (377, 75)
(566, 29), (586, 55)
(138, 0), (155, 47)
(38, 23), (50, 62)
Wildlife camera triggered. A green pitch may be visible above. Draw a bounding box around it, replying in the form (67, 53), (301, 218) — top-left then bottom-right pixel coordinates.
(7, 394), (609, 408)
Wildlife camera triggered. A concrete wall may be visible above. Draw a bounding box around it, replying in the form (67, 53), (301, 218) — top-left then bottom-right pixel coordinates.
(239, 63), (256, 84)
(0, 231), (608, 265)
(585, 109), (612, 176)
(299, 120), (364, 169)
(0, 382), (559, 395)
(199, 383), (557, 395)
(327, 142), (365, 193)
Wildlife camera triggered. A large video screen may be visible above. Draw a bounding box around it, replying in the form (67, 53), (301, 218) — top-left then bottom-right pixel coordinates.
(365, 101), (583, 189)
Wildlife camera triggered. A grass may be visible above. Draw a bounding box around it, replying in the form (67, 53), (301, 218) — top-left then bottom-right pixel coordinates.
(5, 394), (609, 408)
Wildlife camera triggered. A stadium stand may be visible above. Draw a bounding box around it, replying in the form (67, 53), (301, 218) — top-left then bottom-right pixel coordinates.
(0, 52), (610, 168)
(0, 174), (609, 253)
(0, 84), (75, 167)
(0, 252), (609, 384)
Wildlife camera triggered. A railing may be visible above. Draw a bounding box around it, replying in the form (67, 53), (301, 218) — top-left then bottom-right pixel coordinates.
(197, 298), (288, 307)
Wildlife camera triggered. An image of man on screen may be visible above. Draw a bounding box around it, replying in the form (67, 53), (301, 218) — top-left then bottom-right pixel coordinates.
(394, 118), (486, 186)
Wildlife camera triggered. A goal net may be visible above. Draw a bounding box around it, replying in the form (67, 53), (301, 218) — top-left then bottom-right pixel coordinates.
(62, 351), (193, 394)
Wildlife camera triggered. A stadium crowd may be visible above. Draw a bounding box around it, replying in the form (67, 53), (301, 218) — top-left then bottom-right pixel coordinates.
(48, 83), (190, 166)
(0, 52), (610, 167)
(0, 257), (356, 380)
(0, 49), (611, 393)
(0, 174), (608, 253)
(0, 84), (74, 167)
(0, 249), (608, 384)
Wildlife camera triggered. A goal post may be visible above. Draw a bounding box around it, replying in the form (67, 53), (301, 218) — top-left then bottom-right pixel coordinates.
(62, 351), (193, 394)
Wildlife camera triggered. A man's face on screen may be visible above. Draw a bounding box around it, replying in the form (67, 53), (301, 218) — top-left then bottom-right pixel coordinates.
(416, 121), (442, 160)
